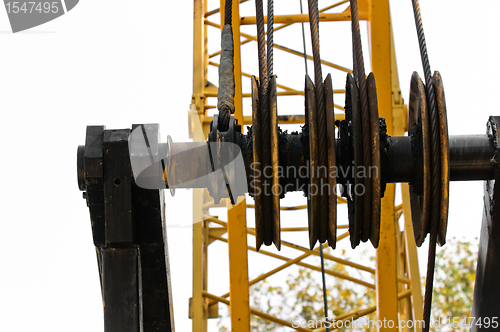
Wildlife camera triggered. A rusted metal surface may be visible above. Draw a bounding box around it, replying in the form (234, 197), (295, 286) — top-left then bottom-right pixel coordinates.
(346, 73), (364, 249)
(433, 71), (449, 247)
(78, 116), (496, 259)
(408, 72), (431, 247)
(269, 76), (281, 249)
(306, 75), (320, 250)
(307, 0), (329, 246)
(471, 116), (500, 331)
(448, 135), (495, 181)
(78, 125), (175, 332)
(129, 124), (494, 199)
(367, 73), (381, 248)
(324, 74), (337, 249)
(349, 0), (371, 243)
(251, 76), (264, 250)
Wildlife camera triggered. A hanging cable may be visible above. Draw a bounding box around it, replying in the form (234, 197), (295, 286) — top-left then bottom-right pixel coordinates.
(299, 0), (308, 76)
(225, 0), (232, 26)
(319, 245), (330, 331)
(410, 1), (441, 331)
(217, 0), (236, 132)
(267, 0), (274, 77)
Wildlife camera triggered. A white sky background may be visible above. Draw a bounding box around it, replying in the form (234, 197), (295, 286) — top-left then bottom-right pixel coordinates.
(0, 0), (499, 331)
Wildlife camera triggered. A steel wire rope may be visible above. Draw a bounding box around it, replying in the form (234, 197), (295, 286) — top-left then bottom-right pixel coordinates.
(410, 1), (441, 331)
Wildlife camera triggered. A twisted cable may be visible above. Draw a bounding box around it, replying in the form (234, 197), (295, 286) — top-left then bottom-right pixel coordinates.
(299, 0), (309, 76)
(217, 24), (235, 131)
(410, 1), (441, 331)
(225, 0), (232, 26)
(307, 0), (329, 243)
(267, 0), (274, 77)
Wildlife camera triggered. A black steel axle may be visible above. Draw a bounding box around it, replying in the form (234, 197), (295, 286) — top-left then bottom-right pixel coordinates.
(127, 124), (495, 193)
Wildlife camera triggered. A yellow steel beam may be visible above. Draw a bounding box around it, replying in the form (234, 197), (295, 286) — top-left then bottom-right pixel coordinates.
(277, 225), (349, 232)
(192, 190), (208, 332)
(193, 0), (206, 116)
(205, 20), (352, 74)
(219, 2), (248, 330)
(204, 0), (249, 18)
(240, 12), (368, 25)
(226, 197), (250, 332)
(207, 60), (346, 111)
(314, 290), (413, 332)
(402, 183), (423, 331)
(208, 0), (351, 59)
(395, 210), (412, 332)
(205, 215), (412, 286)
(209, 231), (374, 303)
(243, 114), (347, 124)
(390, 21), (415, 331)
(191, 1), (209, 331)
(370, 0), (399, 329)
(203, 291), (314, 332)
(247, 195), (347, 209)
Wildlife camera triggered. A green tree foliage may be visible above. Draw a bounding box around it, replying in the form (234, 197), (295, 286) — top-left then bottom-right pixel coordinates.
(218, 239), (477, 331)
(429, 238), (477, 331)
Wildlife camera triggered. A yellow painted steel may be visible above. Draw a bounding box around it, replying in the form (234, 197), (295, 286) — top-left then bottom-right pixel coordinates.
(315, 290), (413, 332)
(402, 183), (424, 332)
(191, 1), (423, 331)
(191, 1), (209, 331)
(205, 20), (352, 73)
(192, 190), (208, 332)
(240, 12), (368, 25)
(370, 1), (400, 330)
(203, 291), (314, 332)
(226, 197), (250, 332)
(219, 1), (250, 330)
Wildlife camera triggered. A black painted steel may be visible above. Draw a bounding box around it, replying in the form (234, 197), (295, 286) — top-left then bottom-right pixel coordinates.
(79, 125), (175, 332)
(140, 132), (496, 194)
(471, 116), (500, 331)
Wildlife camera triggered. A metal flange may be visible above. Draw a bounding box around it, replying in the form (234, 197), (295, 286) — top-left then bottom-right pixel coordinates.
(367, 73), (381, 248)
(324, 73), (338, 249)
(251, 75), (281, 250)
(269, 75), (281, 249)
(409, 72), (431, 247)
(433, 71), (450, 246)
(345, 73), (364, 249)
(306, 75), (321, 249)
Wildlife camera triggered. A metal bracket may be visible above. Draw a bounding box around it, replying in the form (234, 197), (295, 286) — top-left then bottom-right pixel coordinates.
(78, 125), (175, 332)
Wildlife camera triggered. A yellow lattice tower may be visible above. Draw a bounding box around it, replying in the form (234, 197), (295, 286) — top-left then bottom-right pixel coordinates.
(190, 1), (422, 331)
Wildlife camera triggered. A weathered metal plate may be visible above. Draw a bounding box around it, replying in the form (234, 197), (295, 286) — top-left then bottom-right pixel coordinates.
(306, 75), (320, 250)
(367, 73), (381, 248)
(251, 76), (264, 251)
(347, 73), (363, 249)
(408, 72), (431, 247)
(433, 71), (449, 246)
(269, 75), (281, 250)
(324, 74), (337, 249)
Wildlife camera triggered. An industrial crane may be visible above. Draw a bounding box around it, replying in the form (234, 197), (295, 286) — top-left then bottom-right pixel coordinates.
(77, 0), (500, 331)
